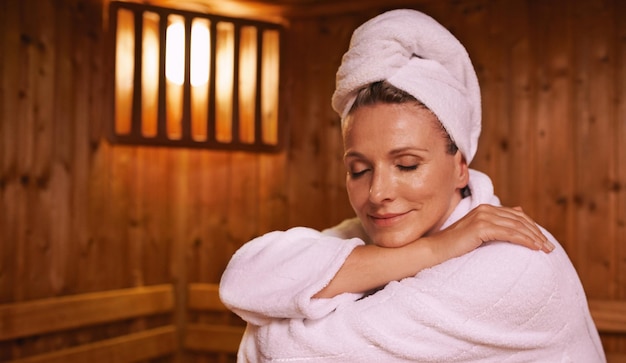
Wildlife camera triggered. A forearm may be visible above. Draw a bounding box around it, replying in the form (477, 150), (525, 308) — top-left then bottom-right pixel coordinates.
(314, 236), (452, 298)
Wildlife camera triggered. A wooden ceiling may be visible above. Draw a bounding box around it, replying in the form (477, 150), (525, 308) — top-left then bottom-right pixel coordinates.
(153, 0), (426, 23)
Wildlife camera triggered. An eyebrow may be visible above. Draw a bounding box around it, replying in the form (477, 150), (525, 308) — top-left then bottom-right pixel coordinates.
(388, 146), (430, 155)
(344, 146), (429, 159)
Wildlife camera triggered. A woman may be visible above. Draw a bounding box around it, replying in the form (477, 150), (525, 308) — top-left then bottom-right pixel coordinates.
(220, 9), (605, 362)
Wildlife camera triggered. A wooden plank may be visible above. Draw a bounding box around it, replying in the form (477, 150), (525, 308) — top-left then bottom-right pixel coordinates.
(185, 324), (244, 354)
(10, 325), (177, 363)
(188, 151), (233, 283)
(613, 0), (626, 301)
(467, 0), (511, 202)
(527, 0), (577, 255)
(169, 148), (191, 362)
(589, 299), (626, 333)
(606, 353), (626, 363)
(188, 283), (229, 312)
(0, 284), (173, 341)
(572, 0), (618, 299)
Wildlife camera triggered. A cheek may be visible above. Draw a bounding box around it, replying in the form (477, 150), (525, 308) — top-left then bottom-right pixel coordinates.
(398, 175), (429, 200)
(346, 179), (367, 208)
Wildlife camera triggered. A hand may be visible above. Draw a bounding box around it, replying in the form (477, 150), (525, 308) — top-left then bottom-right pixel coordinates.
(428, 204), (554, 259)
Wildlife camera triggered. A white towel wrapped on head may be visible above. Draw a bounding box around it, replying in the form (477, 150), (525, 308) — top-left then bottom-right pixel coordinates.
(332, 9), (482, 164)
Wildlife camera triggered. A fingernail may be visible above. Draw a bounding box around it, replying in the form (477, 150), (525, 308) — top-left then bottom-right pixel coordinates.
(545, 241), (555, 252)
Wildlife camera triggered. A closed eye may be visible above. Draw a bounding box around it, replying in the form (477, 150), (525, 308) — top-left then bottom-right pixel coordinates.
(349, 169), (370, 178)
(397, 164), (418, 172)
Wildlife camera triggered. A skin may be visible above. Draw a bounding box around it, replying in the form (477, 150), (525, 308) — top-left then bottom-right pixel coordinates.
(343, 102), (467, 248)
(313, 102), (553, 298)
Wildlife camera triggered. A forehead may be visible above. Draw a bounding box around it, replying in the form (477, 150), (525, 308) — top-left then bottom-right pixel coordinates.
(342, 102), (442, 141)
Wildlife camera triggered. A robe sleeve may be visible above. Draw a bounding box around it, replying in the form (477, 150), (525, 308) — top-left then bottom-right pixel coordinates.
(219, 226), (365, 326)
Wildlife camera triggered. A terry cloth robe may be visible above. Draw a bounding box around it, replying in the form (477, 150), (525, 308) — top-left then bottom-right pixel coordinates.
(219, 170), (606, 362)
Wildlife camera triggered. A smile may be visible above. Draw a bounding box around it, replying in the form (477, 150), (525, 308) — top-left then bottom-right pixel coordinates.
(368, 211), (410, 227)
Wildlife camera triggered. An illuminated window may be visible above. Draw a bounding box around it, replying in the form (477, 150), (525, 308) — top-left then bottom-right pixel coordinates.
(109, 1), (282, 151)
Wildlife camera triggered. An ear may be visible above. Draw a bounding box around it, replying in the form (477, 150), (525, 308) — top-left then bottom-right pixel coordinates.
(454, 151), (469, 189)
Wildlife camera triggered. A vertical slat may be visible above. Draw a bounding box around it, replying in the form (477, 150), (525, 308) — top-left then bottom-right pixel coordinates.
(502, 0), (536, 214)
(207, 20), (218, 144)
(530, 0), (577, 255)
(131, 10), (143, 138)
(231, 23), (241, 145)
(254, 27), (264, 146)
(227, 151), (259, 248)
(472, 0), (511, 201)
(181, 15), (193, 141)
(0, 0), (22, 305)
(615, 0), (626, 303)
(193, 151), (232, 282)
(157, 12), (167, 141)
(43, 0), (74, 298)
(170, 148), (189, 362)
(140, 148), (172, 285)
(0, 0), (10, 306)
(572, 0), (617, 299)
(258, 152), (289, 234)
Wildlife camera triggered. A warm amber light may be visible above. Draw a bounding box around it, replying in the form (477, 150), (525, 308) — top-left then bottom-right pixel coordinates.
(141, 12), (159, 137)
(165, 20), (210, 87)
(191, 18), (210, 141)
(191, 21), (210, 87)
(262, 29), (280, 145)
(165, 20), (185, 85)
(111, 2), (281, 150)
(165, 15), (184, 138)
(114, 8), (135, 135)
(239, 26), (257, 144)
(215, 22), (234, 143)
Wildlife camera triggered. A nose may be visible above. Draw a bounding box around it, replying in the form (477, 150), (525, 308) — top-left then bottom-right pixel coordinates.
(369, 169), (396, 204)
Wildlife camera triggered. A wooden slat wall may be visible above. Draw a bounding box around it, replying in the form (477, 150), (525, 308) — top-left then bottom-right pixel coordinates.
(1, 0), (625, 361)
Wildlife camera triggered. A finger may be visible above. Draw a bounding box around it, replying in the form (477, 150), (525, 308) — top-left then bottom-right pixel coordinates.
(472, 205), (552, 252)
(496, 207), (554, 252)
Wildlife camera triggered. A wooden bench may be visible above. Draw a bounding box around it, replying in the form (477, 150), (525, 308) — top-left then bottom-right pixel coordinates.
(0, 283), (245, 362)
(589, 299), (626, 362)
(186, 283), (246, 355)
(0, 285), (177, 362)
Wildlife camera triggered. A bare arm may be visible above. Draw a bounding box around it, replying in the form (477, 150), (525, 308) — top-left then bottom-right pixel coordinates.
(314, 205), (554, 298)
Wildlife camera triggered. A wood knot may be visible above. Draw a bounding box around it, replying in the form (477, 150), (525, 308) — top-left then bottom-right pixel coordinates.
(20, 174), (30, 186)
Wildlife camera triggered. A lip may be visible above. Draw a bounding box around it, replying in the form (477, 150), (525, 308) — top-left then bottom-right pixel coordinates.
(368, 211), (410, 227)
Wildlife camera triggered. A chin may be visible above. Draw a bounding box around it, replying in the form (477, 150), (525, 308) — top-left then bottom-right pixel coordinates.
(370, 232), (415, 248)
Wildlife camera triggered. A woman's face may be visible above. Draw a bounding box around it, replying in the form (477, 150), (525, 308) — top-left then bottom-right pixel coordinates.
(342, 102), (468, 248)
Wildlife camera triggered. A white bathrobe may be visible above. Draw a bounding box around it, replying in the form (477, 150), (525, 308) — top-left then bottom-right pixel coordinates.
(219, 170), (605, 362)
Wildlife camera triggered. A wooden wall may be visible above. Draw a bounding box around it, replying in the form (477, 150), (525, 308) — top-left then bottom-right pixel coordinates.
(1, 0), (625, 361)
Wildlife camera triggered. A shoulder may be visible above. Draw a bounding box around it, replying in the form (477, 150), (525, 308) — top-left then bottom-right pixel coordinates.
(399, 238), (585, 327)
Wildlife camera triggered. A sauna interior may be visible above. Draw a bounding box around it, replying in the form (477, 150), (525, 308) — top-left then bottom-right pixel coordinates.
(1, 0), (625, 361)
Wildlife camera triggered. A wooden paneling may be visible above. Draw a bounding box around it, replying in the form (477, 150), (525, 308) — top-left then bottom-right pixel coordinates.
(591, 299), (626, 334)
(1, 0), (626, 360)
(10, 326), (177, 363)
